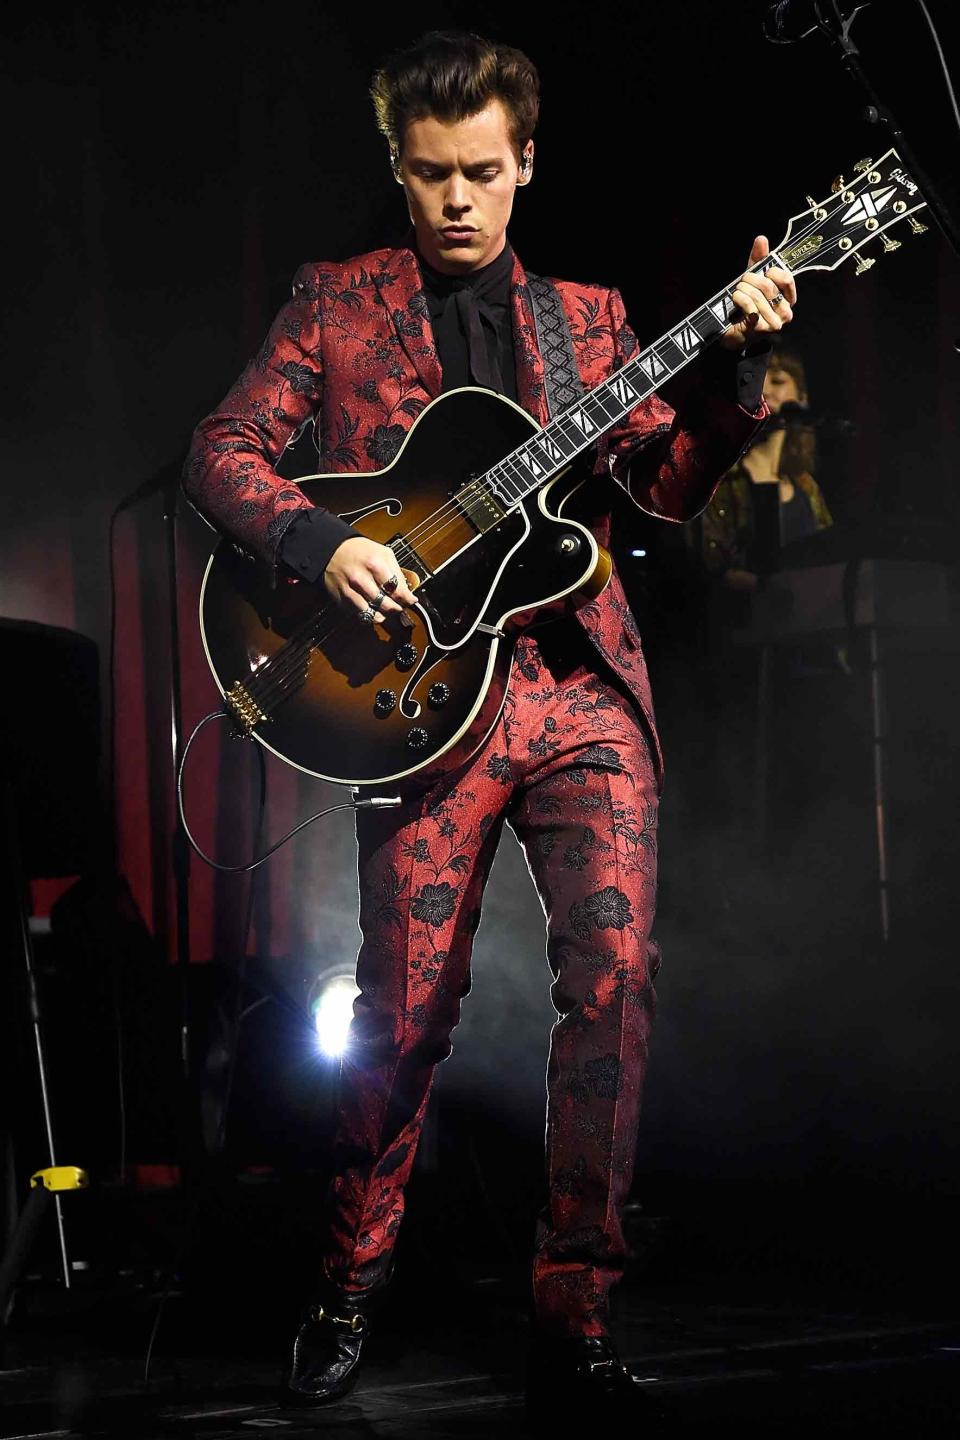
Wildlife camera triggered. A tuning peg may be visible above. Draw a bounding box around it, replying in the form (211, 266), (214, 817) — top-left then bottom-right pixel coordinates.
(907, 215), (928, 235)
(855, 254), (876, 276)
(880, 234), (901, 253)
(830, 175), (845, 194)
(853, 158), (874, 173)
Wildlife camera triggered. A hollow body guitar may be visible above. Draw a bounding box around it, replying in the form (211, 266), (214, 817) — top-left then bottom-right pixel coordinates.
(202, 388), (607, 788)
(199, 147), (927, 788)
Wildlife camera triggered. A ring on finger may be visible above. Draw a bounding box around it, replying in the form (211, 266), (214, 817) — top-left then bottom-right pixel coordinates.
(359, 605), (378, 625)
(382, 574), (400, 594)
(770, 291), (784, 307)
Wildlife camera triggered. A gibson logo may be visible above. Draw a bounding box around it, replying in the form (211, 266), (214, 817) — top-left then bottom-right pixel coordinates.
(890, 167), (918, 195)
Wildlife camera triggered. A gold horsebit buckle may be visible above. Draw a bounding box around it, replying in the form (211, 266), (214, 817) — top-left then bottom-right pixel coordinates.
(311, 1304), (366, 1334)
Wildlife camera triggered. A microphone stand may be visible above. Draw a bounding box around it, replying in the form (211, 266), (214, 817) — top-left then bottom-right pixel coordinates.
(812, 0), (960, 260)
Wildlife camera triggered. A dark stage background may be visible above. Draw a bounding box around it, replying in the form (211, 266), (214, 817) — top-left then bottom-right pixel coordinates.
(2, 0), (959, 1288)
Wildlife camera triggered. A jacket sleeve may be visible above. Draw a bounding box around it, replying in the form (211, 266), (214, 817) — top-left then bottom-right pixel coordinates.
(596, 286), (770, 524)
(181, 263), (357, 570)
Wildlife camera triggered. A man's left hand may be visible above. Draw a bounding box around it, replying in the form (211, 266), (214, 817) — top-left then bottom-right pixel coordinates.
(719, 234), (796, 351)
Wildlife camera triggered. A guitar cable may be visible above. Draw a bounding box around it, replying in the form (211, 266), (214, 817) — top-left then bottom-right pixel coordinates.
(143, 714), (399, 1385)
(176, 709), (401, 875)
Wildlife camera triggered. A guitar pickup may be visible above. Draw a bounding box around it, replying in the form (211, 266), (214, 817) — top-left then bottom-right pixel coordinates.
(453, 477), (506, 534)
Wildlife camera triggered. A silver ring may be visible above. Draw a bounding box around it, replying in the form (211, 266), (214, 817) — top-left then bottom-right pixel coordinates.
(359, 605), (378, 625)
(770, 291), (784, 306)
(373, 586), (388, 607)
(382, 574), (400, 594)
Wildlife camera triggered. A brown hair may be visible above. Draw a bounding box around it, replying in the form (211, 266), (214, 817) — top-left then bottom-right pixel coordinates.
(769, 345), (816, 481)
(370, 30), (540, 169)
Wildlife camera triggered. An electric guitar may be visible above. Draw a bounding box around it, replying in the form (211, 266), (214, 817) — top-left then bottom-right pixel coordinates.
(199, 148), (927, 789)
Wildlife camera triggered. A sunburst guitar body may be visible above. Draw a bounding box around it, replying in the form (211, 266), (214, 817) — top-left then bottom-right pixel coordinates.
(199, 147), (929, 790)
(200, 388), (610, 789)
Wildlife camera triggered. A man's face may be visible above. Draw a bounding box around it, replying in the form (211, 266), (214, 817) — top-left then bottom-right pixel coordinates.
(397, 98), (532, 274)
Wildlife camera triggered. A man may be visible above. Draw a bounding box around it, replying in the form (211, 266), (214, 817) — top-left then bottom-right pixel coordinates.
(183, 29), (795, 1423)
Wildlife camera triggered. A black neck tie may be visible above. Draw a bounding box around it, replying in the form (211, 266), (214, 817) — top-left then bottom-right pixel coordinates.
(419, 245), (514, 394)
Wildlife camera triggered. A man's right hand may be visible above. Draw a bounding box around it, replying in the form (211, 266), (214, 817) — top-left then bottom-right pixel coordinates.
(323, 536), (417, 620)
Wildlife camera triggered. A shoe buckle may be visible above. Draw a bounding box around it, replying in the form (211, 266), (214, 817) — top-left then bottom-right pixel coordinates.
(587, 1357), (629, 1377)
(312, 1304), (366, 1333)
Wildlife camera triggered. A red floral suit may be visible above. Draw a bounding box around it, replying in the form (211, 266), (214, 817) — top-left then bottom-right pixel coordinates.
(184, 243), (766, 1336)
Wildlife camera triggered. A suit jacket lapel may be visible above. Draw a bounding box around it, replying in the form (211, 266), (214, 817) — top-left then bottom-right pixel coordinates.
(372, 247), (442, 398)
(509, 251), (550, 427)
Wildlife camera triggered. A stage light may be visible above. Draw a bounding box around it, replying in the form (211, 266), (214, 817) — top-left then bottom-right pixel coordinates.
(630, 548), (647, 558)
(310, 971), (359, 1057)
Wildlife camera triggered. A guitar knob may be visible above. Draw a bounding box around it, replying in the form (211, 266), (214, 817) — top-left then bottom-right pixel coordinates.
(427, 683), (450, 708)
(374, 689), (397, 716)
(407, 727), (429, 751)
(557, 533), (581, 556)
(395, 643), (418, 670)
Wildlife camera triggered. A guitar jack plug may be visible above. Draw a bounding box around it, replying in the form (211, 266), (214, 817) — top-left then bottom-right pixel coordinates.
(351, 789), (402, 809)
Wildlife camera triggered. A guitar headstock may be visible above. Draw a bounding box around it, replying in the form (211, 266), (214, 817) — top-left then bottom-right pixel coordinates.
(773, 148), (928, 278)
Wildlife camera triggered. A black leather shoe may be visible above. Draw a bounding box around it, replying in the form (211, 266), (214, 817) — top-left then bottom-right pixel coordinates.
(283, 1280), (375, 1405)
(525, 1333), (665, 1430)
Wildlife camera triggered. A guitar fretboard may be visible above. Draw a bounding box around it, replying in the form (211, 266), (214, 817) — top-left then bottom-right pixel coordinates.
(483, 255), (783, 508)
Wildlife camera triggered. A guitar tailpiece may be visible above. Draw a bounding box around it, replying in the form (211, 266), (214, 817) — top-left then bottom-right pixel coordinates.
(225, 680), (268, 734)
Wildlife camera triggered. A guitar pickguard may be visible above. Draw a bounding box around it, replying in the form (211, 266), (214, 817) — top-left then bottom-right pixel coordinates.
(414, 508), (528, 648)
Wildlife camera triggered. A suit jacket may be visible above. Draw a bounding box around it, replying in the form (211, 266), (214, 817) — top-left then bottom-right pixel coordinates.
(183, 243), (767, 772)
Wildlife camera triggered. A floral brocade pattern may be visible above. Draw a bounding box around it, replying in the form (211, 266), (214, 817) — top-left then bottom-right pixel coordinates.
(184, 237), (768, 1339)
(183, 245), (766, 753)
(324, 636), (661, 1337)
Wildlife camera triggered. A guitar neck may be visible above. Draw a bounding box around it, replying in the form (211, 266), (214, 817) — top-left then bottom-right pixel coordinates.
(485, 253), (784, 508)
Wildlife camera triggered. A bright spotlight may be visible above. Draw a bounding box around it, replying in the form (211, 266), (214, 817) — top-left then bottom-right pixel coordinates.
(310, 972), (360, 1058)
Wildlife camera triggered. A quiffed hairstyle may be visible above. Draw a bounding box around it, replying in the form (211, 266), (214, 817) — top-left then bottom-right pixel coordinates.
(370, 30), (540, 170)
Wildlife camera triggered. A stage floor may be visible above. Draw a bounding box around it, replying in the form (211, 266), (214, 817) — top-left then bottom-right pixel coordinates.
(2, 1275), (958, 1438)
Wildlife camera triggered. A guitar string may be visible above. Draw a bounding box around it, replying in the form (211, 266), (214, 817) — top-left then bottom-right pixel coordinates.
(242, 232), (846, 715)
(241, 233), (862, 718)
(392, 183), (911, 565)
(267, 165), (914, 601)
(239, 207), (894, 716)
(286, 192), (870, 576)
(294, 255), (778, 563)
(331, 230), (832, 563)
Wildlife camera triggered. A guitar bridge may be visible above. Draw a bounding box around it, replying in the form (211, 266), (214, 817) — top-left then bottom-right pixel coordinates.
(388, 534), (433, 585)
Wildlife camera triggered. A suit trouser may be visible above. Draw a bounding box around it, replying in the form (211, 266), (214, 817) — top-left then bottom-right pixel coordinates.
(321, 625), (661, 1337)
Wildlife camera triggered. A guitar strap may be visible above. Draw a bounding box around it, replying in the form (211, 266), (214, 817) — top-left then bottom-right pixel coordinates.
(524, 273), (584, 417)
